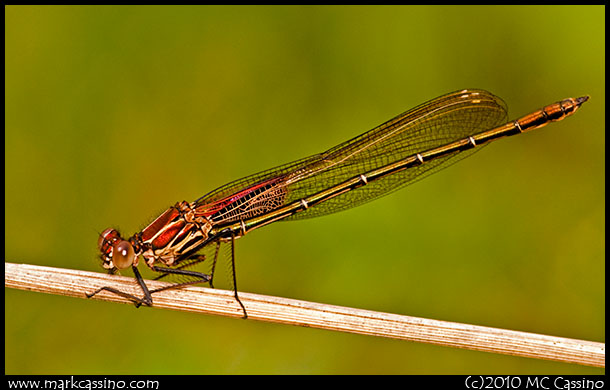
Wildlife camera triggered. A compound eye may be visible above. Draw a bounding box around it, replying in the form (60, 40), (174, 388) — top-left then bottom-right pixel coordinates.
(113, 240), (135, 269)
(98, 228), (117, 250)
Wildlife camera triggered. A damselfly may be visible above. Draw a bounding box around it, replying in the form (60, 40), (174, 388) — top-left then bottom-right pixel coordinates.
(88, 89), (589, 318)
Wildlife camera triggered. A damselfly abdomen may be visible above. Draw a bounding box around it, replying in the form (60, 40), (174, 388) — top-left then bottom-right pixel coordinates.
(88, 89), (589, 318)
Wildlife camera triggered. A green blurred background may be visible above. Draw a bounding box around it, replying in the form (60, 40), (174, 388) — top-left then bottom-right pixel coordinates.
(5, 5), (604, 374)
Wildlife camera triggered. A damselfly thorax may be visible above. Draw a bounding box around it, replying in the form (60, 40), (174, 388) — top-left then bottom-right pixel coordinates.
(90, 89), (589, 319)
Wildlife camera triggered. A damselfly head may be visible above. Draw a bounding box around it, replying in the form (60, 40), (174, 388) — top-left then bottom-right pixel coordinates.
(98, 228), (135, 270)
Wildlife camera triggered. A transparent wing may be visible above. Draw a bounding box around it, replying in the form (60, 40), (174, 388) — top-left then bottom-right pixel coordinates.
(194, 89), (508, 222)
